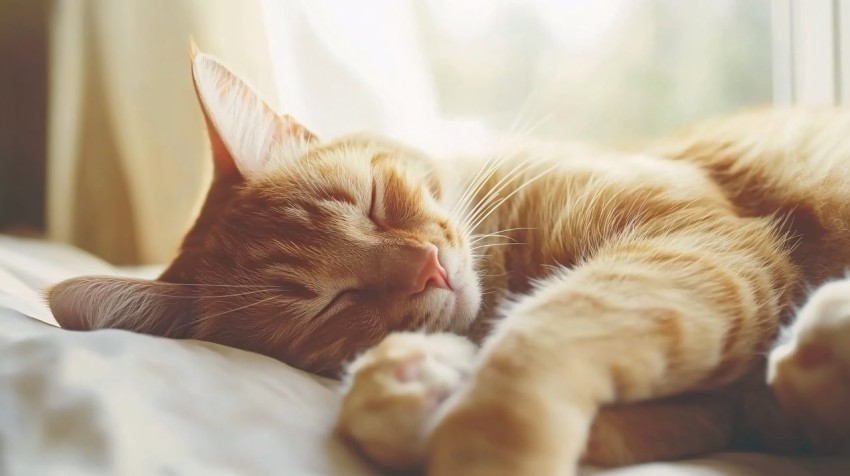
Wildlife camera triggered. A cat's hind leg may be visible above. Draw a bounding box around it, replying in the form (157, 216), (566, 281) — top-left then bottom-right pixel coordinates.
(768, 278), (850, 453)
(583, 394), (737, 466)
(336, 332), (476, 471)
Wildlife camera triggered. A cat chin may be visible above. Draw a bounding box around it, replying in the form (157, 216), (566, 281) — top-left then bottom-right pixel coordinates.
(445, 283), (482, 334)
(419, 284), (478, 334)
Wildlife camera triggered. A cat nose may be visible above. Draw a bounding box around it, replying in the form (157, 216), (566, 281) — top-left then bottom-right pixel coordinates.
(412, 244), (451, 293)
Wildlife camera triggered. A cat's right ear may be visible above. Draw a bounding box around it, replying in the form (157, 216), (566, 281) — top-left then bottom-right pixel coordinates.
(189, 44), (317, 179)
(48, 276), (196, 338)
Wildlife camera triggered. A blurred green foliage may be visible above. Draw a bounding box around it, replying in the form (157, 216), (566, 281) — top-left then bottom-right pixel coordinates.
(415, 0), (771, 144)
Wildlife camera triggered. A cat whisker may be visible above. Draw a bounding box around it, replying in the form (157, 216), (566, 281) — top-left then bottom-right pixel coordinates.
(504, 80), (557, 140)
(470, 234), (518, 244)
(452, 97), (559, 236)
(467, 163), (559, 232)
(464, 165), (537, 227)
(470, 227), (536, 244)
(450, 152), (513, 227)
(194, 289), (281, 299)
(473, 226), (536, 238)
(513, 109), (557, 142)
(451, 144), (537, 237)
(122, 289), (279, 300)
(179, 295), (281, 330)
(140, 282), (290, 289)
(460, 158), (538, 232)
(448, 153), (501, 218)
(470, 242), (527, 252)
(449, 130), (551, 233)
(506, 82), (541, 136)
(462, 157), (534, 221)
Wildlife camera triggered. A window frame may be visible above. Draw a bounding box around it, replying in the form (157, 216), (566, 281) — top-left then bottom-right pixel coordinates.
(773, 0), (850, 105)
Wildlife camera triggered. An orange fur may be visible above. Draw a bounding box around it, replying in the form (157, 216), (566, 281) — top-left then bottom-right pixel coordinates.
(48, 51), (850, 474)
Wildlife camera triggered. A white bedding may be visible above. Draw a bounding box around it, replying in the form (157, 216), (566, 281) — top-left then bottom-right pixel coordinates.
(1, 235), (847, 475)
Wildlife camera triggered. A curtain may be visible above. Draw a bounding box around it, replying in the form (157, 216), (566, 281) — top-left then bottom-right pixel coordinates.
(47, 0), (444, 265)
(46, 0), (774, 265)
(47, 0), (278, 265)
(260, 0), (442, 149)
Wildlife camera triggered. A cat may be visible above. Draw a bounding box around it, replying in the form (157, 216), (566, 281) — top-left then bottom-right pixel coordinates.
(47, 49), (850, 475)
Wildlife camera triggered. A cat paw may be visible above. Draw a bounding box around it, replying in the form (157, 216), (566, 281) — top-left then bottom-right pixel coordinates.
(336, 332), (477, 471)
(768, 279), (850, 453)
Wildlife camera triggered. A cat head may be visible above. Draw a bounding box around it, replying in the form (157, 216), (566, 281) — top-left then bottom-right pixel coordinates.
(48, 49), (482, 376)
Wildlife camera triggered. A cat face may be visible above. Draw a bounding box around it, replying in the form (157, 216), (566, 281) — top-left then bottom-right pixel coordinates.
(182, 137), (481, 374)
(48, 50), (481, 376)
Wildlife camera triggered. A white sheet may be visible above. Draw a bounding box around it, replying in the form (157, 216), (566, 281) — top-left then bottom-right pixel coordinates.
(1, 235), (847, 475)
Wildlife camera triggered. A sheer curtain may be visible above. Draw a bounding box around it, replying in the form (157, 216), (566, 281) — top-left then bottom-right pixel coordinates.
(260, 1), (444, 150)
(47, 0), (440, 265)
(47, 0), (280, 264)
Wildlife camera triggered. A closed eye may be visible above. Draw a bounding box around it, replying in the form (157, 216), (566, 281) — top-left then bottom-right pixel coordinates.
(317, 288), (360, 317)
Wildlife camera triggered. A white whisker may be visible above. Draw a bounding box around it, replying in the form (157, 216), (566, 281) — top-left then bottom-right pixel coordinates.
(467, 163), (559, 233)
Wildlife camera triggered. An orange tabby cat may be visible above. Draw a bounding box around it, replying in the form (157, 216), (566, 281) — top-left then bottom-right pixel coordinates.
(48, 50), (850, 474)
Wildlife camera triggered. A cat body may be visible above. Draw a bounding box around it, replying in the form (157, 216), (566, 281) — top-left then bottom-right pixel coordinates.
(340, 111), (850, 472)
(48, 51), (850, 475)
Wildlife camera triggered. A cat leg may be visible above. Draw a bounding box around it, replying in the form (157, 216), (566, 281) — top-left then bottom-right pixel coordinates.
(586, 382), (809, 466)
(768, 278), (850, 453)
(334, 334), (732, 471)
(583, 394), (737, 466)
(426, 218), (799, 475)
(336, 332), (476, 471)
(339, 351), (799, 471)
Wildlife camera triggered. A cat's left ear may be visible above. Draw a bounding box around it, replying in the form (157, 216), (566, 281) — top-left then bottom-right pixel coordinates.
(47, 276), (196, 338)
(190, 45), (317, 179)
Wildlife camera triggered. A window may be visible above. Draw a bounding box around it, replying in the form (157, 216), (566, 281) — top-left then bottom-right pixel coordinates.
(413, 0), (773, 143)
(773, 0), (850, 105)
(260, 1), (844, 154)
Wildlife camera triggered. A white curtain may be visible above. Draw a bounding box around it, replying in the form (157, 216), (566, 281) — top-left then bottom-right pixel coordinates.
(260, 0), (443, 150)
(48, 0), (281, 264)
(47, 0), (451, 265)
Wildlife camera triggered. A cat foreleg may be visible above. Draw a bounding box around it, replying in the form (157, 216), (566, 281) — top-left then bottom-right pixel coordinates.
(768, 278), (850, 453)
(425, 222), (797, 476)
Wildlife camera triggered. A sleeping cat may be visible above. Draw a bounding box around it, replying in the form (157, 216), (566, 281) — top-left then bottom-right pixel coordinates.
(48, 49), (850, 474)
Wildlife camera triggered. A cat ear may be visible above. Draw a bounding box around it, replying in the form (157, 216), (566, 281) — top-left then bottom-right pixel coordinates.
(48, 276), (195, 338)
(190, 46), (317, 179)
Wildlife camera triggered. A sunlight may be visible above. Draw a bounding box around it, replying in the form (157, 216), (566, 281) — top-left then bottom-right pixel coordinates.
(531, 0), (631, 52)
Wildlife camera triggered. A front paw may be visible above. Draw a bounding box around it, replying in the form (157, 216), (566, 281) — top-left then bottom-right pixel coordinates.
(337, 332), (476, 471)
(426, 365), (592, 476)
(768, 279), (850, 452)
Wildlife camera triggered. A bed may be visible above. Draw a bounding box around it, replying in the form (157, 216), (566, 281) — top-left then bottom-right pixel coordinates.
(1, 234), (847, 475)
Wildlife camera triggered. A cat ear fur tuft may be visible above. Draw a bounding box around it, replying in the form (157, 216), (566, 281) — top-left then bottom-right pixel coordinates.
(190, 49), (317, 179)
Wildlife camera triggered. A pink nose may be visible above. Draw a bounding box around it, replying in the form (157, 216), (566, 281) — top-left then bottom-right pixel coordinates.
(413, 244), (451, 293)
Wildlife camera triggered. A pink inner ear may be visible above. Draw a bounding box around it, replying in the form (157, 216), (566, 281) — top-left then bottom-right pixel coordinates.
(191, 51), (319, 177)
(191, 52), (277, 177)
